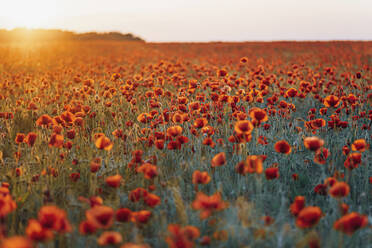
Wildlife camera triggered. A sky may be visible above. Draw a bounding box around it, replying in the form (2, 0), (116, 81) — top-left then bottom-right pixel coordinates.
(0, 0), (371, 42)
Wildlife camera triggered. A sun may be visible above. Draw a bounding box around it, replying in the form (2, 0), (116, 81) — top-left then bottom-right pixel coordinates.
(1, 0), (57, 29)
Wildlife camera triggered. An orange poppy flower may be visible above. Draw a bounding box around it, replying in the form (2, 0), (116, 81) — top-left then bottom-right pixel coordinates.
(274, 140), (291, 154)
(192, 192), (227, 219)
(144, 193), (161, 207)
(38, 205), (71, 233)
(285, 88), (298, 98)
(24, 132), (37, 147)
(234, 120), (254, 135)
(48, 133), (64, 148)
(313, 147), (330, 165)
(15, 133), (25, 144)
(155, 139), (164, 149)
(290, 196), (305, 216)
(95, 135), (113, 151)
(137, 163), (158, 180)
(131, 210), (152, 224)
(167, 125), (183, 137)
(26, 219), (53, 242)
(97, 231), (123, 246)
(217, 68), (228, 77)
(52, 125), (63, 134)
(193, 118), (208, 128)
(351, 139), (369, 152)
(249, 107), (268, 123)
(333, 212), (368, 235)
(344, 153), (362, 169)
(323, 95), (340, 108)
(192, 170), (211, 185)
(129, 188), (148, 202)
(90, 157), (102, 173)
(105, 174), (122, 188)
(36, 114), (53, 127)
(240, 57), (248, 63)
(235, 161), (248, 175)
(116, 208), (132, 222)
(0, 194), (17, 217)
(329, 182), (350, 198)
(137, 113), (152, 123)
(310, 118), (326, 129)
(86, 205), (114, 229)
(166, 224), (200, 248)
(172, 112), (184, 124)
(245, 155), (264, 174)
(211, 152), (226, 167)
(296, 206), (323, 228)
(79, 220), (97, 235)
(265, 167), (279, 180)
(202, 137), (215, 148)
(303, 137), (324, 151)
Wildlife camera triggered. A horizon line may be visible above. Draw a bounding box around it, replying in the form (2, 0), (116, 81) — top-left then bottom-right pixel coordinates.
(1, 27), (372, 43)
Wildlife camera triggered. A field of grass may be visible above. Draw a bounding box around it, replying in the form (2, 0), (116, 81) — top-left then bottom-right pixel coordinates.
(0, 41), (371, 248)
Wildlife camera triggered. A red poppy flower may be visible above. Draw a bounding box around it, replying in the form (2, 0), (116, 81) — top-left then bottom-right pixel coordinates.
(274, 140), (291, 154)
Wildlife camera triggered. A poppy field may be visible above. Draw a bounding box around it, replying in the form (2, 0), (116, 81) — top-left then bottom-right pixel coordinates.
(0, 41), (371, 247)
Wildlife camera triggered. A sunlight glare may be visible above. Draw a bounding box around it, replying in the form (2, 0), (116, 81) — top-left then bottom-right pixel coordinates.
(3, 0), (57, 29)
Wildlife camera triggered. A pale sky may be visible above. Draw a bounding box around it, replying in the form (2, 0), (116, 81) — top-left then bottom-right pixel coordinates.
(0, 0), (371, 41)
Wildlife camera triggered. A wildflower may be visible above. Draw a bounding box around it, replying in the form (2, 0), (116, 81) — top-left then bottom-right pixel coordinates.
(167, 126), (183, 137)
(351, 139), (369, 152)
(265, 167), (279, 180)
(105, 174), (122, 188)
(234, 120), (254, 135)
(36, 114), (53, 127)
(86, 205), (114, 229)
(79, 220), (97, 235)
(144, 193), (161, 207)
(285, 88), (298, 98)
(290, 196), (306, 217)
(296, 206), (323, 228)
(249, 107), (268, 124)
(324, 95), (340, 108)
(193, 118), (208, 128)
(192, 192), (227, 219)
(116, 208), (132, 222)
(245, 155), (264, 174)
(90, 157), (102, 173)
(48, 133), (64, 148)
(137, 163), (158, 180)
(166, 224), (200, 248)
(38, 206), (71, 233)
(0, 194), (16, 217)
(344, 153), (362, 169)
(274, 140), (291, 154)
(333, 212), (368, 235)
(303, 137), (324, 151)
(211, 152), (226, 167)
(192, 171), (211, 185)
(97, 232), (123, 246)
(131, 210), (152, 224)
(15, 133), (25, 144)
(24, 132), (37, 147)
(329, 182), (350, 198)
(95, 135), (113, 151)
(26, 219), (53, 242)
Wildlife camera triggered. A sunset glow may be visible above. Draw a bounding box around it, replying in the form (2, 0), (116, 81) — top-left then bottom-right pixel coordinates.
(0, 0), (371, 41)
